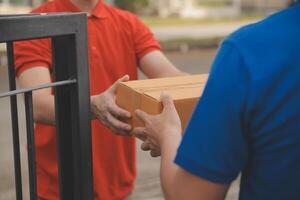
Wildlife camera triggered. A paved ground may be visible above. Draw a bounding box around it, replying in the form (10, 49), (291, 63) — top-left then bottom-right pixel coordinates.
(152, 21), (257, 41)
(0, 48), (240, 200)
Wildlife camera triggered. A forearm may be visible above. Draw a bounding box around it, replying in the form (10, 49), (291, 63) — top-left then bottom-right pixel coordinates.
(140, 51), (189, 79)
(165, 70), (189, 77)
(18, 67), (57, 125)
(35, 94), (97, 125)
(33, 93), (55, 125)
(160, 136), (228, 200)
(160, 135), (182, 200)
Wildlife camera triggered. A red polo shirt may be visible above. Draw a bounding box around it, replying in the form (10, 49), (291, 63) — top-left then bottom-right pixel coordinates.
(14, 1), (160, 199)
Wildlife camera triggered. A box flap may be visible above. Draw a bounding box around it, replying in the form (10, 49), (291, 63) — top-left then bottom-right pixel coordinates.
(119, 74), (208, 94)
(143, 83), (205, 101)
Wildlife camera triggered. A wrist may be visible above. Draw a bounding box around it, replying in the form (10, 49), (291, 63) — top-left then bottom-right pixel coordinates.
(160, 134), (181, 161)
(159, 128), (181, 150)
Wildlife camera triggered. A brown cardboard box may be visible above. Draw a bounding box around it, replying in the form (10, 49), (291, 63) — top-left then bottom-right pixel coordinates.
(116, 74), (208, 130)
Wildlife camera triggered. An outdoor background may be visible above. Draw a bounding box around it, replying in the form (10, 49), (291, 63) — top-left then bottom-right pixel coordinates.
(0, 0), (293, 199)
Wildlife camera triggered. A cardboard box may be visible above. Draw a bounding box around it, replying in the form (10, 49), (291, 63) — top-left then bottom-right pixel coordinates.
(116, 74), (208, 130)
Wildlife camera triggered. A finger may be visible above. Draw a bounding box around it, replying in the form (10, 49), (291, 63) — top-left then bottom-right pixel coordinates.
(109, 125), (131, 136)
(147, 136), (159, 147)
(141, 142), (151, 151)
(95, 111), (109, 125)
(149, 143), (161, 157)
(150, 149), (161, 157)
(132, 127), (147, 141)
(96, 114), (130, 136)
(95, 111), (131, 136)
(106, 113), (132, 131)
(108, 103), (131, 118)
(109, 74), (130, 92)
(160, 92), (176, 112)
(135, 109), (151, 123)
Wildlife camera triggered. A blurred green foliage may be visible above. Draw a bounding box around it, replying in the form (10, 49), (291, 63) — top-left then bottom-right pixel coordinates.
(114, 0), (148, 13)
(195, 0), (233, 7)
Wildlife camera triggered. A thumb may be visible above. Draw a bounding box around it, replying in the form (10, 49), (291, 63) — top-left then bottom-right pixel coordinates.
(110, 74), (130, 92)
(160, 92), (175, 112)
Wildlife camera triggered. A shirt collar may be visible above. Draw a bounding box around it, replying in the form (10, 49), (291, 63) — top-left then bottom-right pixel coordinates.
(91, 0), (109, 19)
(59, 0), (108, 19)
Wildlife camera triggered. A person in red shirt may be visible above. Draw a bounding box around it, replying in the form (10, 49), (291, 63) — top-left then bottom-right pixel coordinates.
(14, 0), (185, 199)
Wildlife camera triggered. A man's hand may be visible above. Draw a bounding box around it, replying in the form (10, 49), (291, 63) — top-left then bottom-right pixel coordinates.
(133, 92), (229, 200)
(132, 92), (182, 156)
(91, 75), (132, 136)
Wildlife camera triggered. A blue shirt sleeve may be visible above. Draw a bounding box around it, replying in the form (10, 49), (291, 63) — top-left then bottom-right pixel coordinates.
(175, 40), (250, 184)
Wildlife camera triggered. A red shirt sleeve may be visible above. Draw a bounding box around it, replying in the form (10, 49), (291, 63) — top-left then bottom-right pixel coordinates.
(131, 15), (161, 60)
(14, 38), (52, 77)
(14, 5), (52, 77)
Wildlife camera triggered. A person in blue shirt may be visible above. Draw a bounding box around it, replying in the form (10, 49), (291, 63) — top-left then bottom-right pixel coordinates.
(132, 2), (300, 200)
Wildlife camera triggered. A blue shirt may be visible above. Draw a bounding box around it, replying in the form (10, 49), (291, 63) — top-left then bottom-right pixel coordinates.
(175, 4), (300, 200)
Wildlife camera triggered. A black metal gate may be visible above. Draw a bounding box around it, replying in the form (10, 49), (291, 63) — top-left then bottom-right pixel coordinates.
(0, 13), (93, 200)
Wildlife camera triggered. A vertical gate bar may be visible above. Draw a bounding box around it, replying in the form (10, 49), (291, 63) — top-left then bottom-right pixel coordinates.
(69, 14), (92, 200)
(52, 36), (75, 200)
(6, 41), (23, 200)
(52, 14), (93, 200)
(24, 91), (38, 200)
(72, 16), (93, 199)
